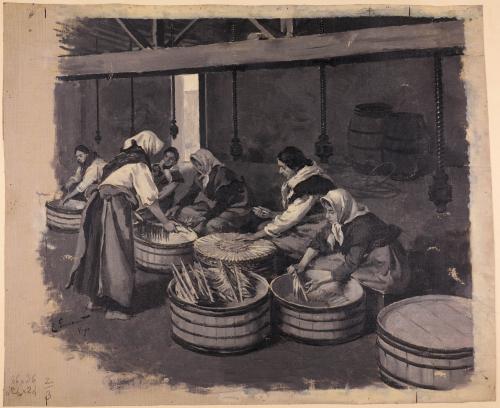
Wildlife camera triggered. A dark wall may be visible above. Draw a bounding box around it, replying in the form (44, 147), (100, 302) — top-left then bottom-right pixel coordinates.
(205, 56), (467, 167)
(54, 76), (172, 183)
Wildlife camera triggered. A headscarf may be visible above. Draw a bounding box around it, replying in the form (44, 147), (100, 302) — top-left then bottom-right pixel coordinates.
(282, 161), (334, 209)
(320, 188), (370, 248)
(190, 149), (223, 189)
(123, 130), (164, 158)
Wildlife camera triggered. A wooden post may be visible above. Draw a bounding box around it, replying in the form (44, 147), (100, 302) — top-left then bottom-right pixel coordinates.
(428, 53), (452, 212)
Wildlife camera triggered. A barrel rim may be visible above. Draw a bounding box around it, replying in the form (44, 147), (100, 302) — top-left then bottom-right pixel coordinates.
(167, 272), (270, 316)
(277, 315), (365, 333)
(46, 199), (84, 215)
(46, 223), (80, 234)
(270, 275), (365, 313)
(377, 295), (473, 354)
(171, 332), (268, 356)
(134, 233), (196, 249)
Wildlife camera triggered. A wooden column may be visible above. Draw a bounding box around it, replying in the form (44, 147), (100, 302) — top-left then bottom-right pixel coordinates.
(428, 53), (452, 213)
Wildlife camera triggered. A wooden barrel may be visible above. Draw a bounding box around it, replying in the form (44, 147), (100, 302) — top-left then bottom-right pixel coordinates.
(45, 199), (83, 233)
(134, 222), (197, 274)
(271, 273), (366, 345)
(383, 112), (429, 180)
(347, 103), (392, 174)
(377, 295), (473, 390)
(194, 233), (277, 280)
(167, 273), (271, 354)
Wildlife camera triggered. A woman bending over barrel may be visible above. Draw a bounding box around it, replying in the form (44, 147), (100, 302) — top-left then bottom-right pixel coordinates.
(243, 146), (336, 261)
(289, 189), (411, 299)
(66, 131), (177, 320)
(172, 149), (252, 235)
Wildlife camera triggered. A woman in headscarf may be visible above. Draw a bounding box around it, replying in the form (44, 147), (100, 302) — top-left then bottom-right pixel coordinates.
(66, 131), (177, 320)
(62, 145), (107, 203)
(288, 188), (411, 298)
(173, 149), (252, 235)
(243, 146), (336, 261)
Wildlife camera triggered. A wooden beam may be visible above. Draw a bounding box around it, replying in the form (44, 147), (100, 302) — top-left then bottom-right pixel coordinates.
(59, 21), (464, 79)
(156, 19), (165, 47)
(115, 18), (151, 49)
(173, 19), (199, 46)
(249, 18), (276, 39)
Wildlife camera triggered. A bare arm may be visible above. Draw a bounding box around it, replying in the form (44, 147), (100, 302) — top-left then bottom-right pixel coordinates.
(158, 182), (179, 200)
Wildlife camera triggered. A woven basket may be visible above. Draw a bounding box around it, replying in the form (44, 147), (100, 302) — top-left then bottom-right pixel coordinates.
(194, 233), (277, 279)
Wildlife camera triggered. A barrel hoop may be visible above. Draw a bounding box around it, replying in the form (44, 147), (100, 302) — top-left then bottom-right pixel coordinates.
(279, 329), (363, 346)
(171, 318), (269, 340)
(135, 258), (173, 269)
(376, 327), (473, 356)
(272, 292), (365, 314)
(279, 305), (366, 323)
(134, 235), (194, 250)
(383, 146), (422, 155)
(377, 362), (472, 391)
(135, 262), (172, 275)
(278, 316), (365, 333)
(347, 142), (383, 152)
(46, 211), (82, 221)
(384, 134), (422, 143)
(171, 333), (267, 356)
(47, 217), (80, 227)
(171, 304), (270, 328)
(377, 339), (473, 370)
(168, 282), (270, 317)
(348, 127), (385, 135)
(135, 243), (192, 256)
(47, 224), (79, 234)
(377, 332), (473, 360)
(45, 203), (83, 215)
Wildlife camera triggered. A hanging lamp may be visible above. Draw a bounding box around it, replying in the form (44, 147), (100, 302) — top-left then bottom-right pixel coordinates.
(169, 21), (179, 139)
(229, 21), (243, 160)
(314, 19), (333, 163)
(94, 37), (101, 144)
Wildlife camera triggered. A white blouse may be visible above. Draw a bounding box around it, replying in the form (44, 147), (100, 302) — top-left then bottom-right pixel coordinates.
(100, 163), (159, 209)
(264, 195), (316, 237)
(69, 158), (107, 193)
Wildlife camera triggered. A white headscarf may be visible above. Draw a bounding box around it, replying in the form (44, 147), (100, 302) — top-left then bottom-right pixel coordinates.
(190, 149), (223, 190)
(123, 130), (164, 157)
(320, 189), (370, 248)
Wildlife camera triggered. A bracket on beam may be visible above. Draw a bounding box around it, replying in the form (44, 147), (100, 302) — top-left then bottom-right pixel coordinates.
(248, 19), (276, 39)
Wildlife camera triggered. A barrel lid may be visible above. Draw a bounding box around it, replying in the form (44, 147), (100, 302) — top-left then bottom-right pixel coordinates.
(46, 199), (84, 214)
(194, 233), (277, 263)
(377, 295), (473, 352)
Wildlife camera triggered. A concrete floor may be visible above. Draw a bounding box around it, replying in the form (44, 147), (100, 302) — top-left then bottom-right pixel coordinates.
(40, 230), (386, 393)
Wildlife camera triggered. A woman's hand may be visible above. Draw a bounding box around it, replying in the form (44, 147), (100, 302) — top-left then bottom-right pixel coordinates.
(287, 263), (305, 275)
(252, 206), (275, 219)
(162, 221), (178, 233)
(165, 205), (180, 218)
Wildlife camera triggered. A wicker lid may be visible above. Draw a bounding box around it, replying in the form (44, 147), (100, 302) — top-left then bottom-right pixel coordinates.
(194, 233), (277, 263)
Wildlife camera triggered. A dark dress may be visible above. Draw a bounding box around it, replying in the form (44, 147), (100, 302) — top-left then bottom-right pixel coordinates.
(308, 213), (410, 294)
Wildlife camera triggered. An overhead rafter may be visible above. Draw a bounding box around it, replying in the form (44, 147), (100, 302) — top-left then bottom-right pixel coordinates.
(115, 18), (152, 49)
(173, 19), (199, 46)
(248, 18), (276, 39)
(58, 20), (464, 80)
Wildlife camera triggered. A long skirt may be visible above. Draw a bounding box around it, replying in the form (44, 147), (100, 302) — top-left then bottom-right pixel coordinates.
(309, 242), (410, 295)
(66, 186), (136, 308)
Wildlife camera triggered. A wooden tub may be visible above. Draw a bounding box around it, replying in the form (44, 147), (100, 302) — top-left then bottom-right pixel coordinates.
(377, 295), (473, 390)
(45, 199), (84, 233)
(271, 271), (366, 345)
(167, 273), (271, 355)
(134, 222), (197, 274)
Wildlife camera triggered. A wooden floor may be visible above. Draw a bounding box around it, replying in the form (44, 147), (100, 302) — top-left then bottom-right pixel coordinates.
(39, 229), (386, 392)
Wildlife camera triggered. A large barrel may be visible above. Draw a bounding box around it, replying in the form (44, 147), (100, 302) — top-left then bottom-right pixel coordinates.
(271, 273), (366, 345)
(45, 199), (84, 233)
(134, 221), (197, 274)
(167, 273), (271, 354)
(383, 112), (429, 180)
(377, 295), (473, 390)
(347, 103), (392, 174)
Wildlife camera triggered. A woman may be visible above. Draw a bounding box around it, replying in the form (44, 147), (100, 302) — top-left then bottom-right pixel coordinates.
(173, 149), (252, 235)
(62, 145), (107, 203)
(288, 189), (411, 298)
(244, 146), (336, 260)
(66, 131), (177, 320)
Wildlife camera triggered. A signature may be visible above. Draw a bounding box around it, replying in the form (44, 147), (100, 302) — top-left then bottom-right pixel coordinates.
(51, 314), (90, 333)
(5, 374), (37, 398)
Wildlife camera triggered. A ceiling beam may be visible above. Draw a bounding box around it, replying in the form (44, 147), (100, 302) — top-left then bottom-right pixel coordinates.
(58, 20), (464, 80)
(114, 18), (151, 49)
